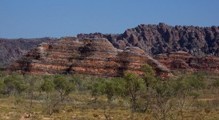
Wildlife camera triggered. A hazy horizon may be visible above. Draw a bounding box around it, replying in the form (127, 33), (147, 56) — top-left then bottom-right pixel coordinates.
(0, 0), (219, 38)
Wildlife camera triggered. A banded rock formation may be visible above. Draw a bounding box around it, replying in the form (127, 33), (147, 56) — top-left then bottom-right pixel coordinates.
(6, 23), (219, 76)
(155, 51), (219, 72)
(10, 37), (170, 77)
(0, 38), (56, 68)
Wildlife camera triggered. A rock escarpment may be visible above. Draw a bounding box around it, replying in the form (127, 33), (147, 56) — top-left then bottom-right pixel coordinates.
(155, 51), (219, 72)
(10, 37), (170, 77)
(6, 23), (219, 76)
(0, 38), (56, 68)
(78, 23), (219, 57)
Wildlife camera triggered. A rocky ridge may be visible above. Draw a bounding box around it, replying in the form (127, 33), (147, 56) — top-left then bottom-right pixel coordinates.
(10, 37), (170, 77)
(0, 38), (56, 68)
(7, 23), (219, 76)
(155, 51), (219, 72)
(78, 23), (219, 57)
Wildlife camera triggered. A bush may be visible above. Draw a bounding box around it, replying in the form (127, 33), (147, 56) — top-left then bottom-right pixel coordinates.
(123, 72), (145, 112)
(53, 75), (75, 98)
(141, 64), (157, 89)
(212, 79), (219, 88)
(40, 79), (54, 93)
(3, 74), (27, 95)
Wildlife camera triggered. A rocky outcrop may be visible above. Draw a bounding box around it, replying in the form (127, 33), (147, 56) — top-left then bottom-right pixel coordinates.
(155, 51), (219, 72)
(76, 23), (219, 74)
(10, 37), (170, 77)
(78, 23), (219, 57)
(0, 38), (56, 68)
(5, 23), (219, 76)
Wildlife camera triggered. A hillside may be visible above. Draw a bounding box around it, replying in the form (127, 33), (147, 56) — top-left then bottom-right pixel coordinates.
(0, 38), (56, 68)
(78, 23), (219, 56)
(1, 23), (219, 74)
(2, 23), (219, 119)
(10, 37), (170, 77)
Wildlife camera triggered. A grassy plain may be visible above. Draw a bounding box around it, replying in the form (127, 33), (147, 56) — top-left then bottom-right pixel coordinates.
(0, 72), (219, 120)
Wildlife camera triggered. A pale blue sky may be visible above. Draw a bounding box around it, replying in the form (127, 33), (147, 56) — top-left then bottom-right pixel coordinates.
(0, 0), (218, 38)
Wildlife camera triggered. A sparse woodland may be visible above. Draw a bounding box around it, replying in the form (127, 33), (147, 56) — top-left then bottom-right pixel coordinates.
(0, 65), (219, 120)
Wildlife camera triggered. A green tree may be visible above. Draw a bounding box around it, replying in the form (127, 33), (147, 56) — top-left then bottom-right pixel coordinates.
(53, 75), (75, 102)
(151, 78), (177, 120)
(90, 77), (125, 103)
(90, 78), (106, 102)
(172, 73), (205, 120)
(142, 64), (157, 90)
(212, 79), (219, 88)
(40, 79), (54, 94)
(0, 79), (5, 95)
(103, 78), (125, 103)
(40, 77), (55, 115)
(110, 78), (126, 98)
(24, 75), (40, 112)
(3, 74), (27, 95)
(212, 78), (219, 94)
(123, 72), (145, 112)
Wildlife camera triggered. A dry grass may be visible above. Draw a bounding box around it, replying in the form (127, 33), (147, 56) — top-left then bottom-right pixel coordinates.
(1, 72), (219, 120)
(0, 92), (219, 120)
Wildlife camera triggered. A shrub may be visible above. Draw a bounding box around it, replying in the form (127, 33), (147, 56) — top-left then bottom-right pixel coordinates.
(3, 74), (27, 95)
(123, 72), (145, 112)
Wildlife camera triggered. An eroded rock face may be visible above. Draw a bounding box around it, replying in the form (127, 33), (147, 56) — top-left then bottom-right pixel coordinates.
(7, 23), (219, 76)
(155, 51), (219, 72)
(78, 23), (219, 57)
(10, 37), (170, 77)
(0, 38), (56, 68)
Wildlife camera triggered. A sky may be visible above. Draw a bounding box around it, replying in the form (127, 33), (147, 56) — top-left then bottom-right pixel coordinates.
(0, 0), (219, 38)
